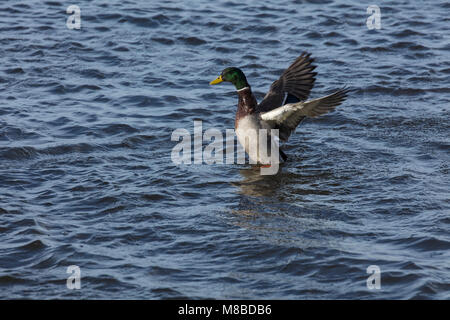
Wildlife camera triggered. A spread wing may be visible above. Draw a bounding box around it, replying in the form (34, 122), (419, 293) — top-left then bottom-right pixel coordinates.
(260, 88), (350, 141)
(256, 52), (317, 113)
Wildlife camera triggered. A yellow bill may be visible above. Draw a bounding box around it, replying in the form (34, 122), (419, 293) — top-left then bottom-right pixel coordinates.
(209, 75), (223, 85)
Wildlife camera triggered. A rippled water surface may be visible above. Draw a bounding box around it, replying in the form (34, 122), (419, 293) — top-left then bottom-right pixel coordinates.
(1, 0), (449, 299)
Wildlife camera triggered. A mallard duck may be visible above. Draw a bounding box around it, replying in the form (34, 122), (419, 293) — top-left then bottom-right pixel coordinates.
(210, 52), (349, 165)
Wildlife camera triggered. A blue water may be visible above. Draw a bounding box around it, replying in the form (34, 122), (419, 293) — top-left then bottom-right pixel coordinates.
(0, 0), (449, 299)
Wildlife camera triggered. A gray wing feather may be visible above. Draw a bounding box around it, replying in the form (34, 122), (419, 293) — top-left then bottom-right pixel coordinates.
(260, 88), (349, 141)
(298, 88), (349, 118)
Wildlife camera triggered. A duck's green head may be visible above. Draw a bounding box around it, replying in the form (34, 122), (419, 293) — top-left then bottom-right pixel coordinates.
(210, 67), (249, 90)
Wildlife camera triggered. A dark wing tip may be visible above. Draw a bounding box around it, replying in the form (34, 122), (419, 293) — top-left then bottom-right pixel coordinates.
(335, 86), (353, 99)
(281, 53), (317, 101)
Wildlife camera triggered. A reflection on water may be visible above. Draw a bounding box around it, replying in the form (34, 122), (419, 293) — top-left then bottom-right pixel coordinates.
(234, 161), (338, 198)
(234, 166), (285, 197)
(229, 166), (342, 249)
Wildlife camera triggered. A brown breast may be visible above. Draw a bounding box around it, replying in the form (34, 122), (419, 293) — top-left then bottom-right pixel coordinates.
(235, 87), (258, 128)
